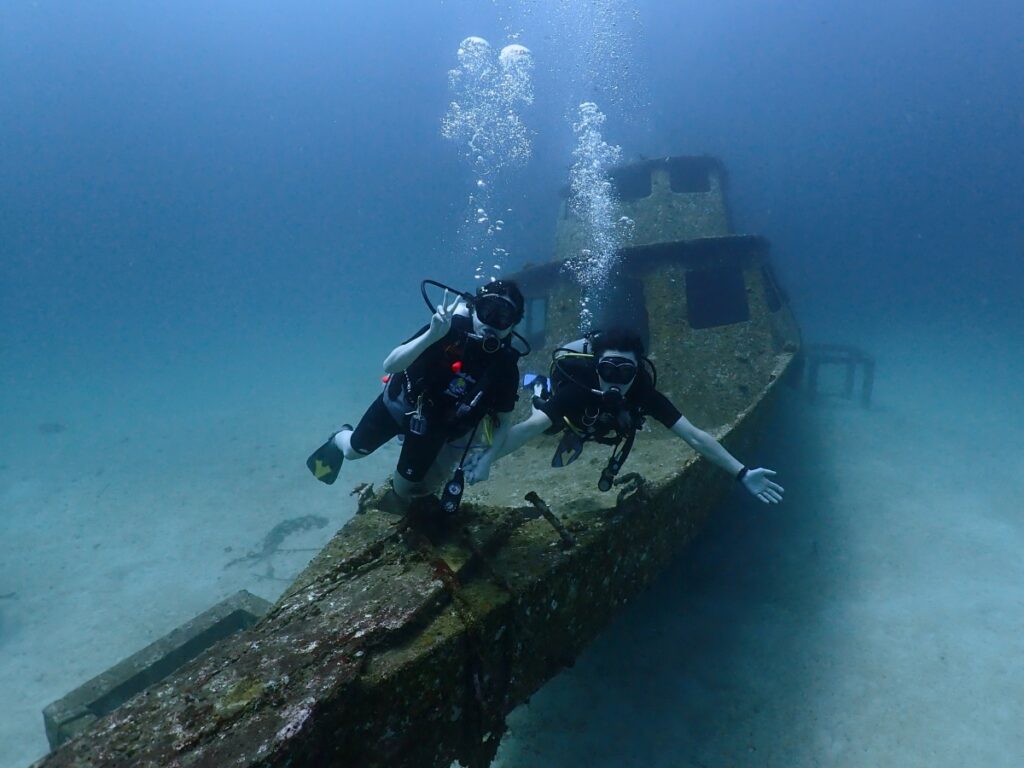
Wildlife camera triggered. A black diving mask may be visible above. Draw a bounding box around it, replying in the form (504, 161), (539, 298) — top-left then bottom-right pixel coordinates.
(474, 294), (519, 331)
(597, 356), (638, 386)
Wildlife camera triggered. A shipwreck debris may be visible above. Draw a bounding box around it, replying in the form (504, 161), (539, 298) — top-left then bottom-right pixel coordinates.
(613, 471), (648, 505)
(41, 590), (270, 750)
(351, 482), (375, 511)
(525, 492), (577, 549)
(801, 343), (875, 406)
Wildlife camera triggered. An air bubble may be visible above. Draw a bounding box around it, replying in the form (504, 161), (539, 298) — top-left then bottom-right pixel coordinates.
(499, 44), (531, 67)
(565, 101), (631, 333)
(443, 33), (534, 281)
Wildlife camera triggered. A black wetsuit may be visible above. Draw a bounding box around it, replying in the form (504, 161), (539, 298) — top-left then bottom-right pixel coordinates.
(350, 315), (519, 482)
(537, 356), (682, 443)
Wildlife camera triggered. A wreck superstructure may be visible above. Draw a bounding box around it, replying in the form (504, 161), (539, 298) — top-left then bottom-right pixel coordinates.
(36, 156), (799, 768)
(518, 155), (797, 429)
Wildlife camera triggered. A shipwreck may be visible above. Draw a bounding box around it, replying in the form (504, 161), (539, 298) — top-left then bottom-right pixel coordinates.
(36, 155), (800, 768)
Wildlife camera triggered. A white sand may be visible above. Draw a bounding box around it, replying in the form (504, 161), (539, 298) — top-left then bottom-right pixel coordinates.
(3, 316), (1022, 768)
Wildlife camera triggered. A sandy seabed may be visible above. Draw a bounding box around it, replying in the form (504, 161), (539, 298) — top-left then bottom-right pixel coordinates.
(2, 314), (1023, 768)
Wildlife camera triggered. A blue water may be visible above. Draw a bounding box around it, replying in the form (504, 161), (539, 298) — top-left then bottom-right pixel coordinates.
(2, 1), (1023, 766)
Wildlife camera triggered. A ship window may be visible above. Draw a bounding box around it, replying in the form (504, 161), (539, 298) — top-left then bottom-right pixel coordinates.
(686, 266), (749, 328)
(761, 264), (782, 312)
(667, 158), (712, 193)
(520, 296), (548, 347)
(610, 165), (652, 201)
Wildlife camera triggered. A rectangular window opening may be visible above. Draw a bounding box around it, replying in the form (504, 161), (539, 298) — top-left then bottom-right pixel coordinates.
(686, 266), (749, 329)
(521, 296), (548, 348)
(667, 157), (712, 193)
(610, 165), (652, 201)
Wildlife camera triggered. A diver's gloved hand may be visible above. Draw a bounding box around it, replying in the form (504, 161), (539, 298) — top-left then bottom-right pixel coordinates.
(741, 468), (784, 504)
(464, 452), (495, 485)
(428, 289), (460, 339)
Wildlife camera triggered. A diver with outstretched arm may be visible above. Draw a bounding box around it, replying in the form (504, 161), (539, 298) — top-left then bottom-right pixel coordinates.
(469, 326), (784, 504)
(307, 280), (527, 511)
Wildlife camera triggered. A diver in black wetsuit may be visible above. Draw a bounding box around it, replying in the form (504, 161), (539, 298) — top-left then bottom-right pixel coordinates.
(307, 280), (525, 508)
(471, 327), (784, 504)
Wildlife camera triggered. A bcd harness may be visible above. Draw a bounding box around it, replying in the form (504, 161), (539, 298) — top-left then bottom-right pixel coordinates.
(386, 318), (500, 438)
(384, 318), (514, 516)
(546, 347), (649, 493)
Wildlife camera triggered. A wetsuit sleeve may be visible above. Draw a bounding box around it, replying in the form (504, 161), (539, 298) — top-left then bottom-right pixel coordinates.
(534, 386), (570, 426)
(640, 387), (683, 428)
(632, 370), (682, 428)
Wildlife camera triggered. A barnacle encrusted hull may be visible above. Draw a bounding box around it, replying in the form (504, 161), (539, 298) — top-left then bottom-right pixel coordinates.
(33, 352), (791, 768)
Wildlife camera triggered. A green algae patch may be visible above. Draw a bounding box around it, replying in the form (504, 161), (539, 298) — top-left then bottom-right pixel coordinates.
(214, 677), (266, 719)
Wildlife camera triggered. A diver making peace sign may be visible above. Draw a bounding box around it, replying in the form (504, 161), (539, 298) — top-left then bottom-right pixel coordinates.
(307, 280), (527, 511)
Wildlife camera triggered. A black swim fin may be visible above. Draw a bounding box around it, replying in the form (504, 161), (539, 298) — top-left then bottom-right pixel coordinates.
(551, 430), (585, 467)
(307, 433), (345, 485)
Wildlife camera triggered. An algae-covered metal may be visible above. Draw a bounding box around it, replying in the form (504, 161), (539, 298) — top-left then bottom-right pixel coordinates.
(34, 156), (799, 768)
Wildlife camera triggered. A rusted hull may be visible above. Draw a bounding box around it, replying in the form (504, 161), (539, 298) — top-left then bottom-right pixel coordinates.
(34, 351), (792, 768)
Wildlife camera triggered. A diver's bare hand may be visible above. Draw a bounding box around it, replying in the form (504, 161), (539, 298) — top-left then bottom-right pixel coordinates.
(742, 468), (784, 504)
(428, 289), (459, 338)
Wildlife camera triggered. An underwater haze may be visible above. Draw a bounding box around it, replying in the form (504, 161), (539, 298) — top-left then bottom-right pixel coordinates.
(2, 1), (1023, 766)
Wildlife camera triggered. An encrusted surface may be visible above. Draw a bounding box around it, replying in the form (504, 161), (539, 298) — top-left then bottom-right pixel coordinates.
(42, 591), (270, 750)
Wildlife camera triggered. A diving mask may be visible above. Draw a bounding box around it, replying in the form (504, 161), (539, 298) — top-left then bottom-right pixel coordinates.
(596, 356), (638, 386)
(474, 293), (519, 331)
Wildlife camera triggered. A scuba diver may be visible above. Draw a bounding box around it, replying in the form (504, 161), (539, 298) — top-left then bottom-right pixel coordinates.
(468, 326), (784, 504)
(306, 279), (526, 512)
